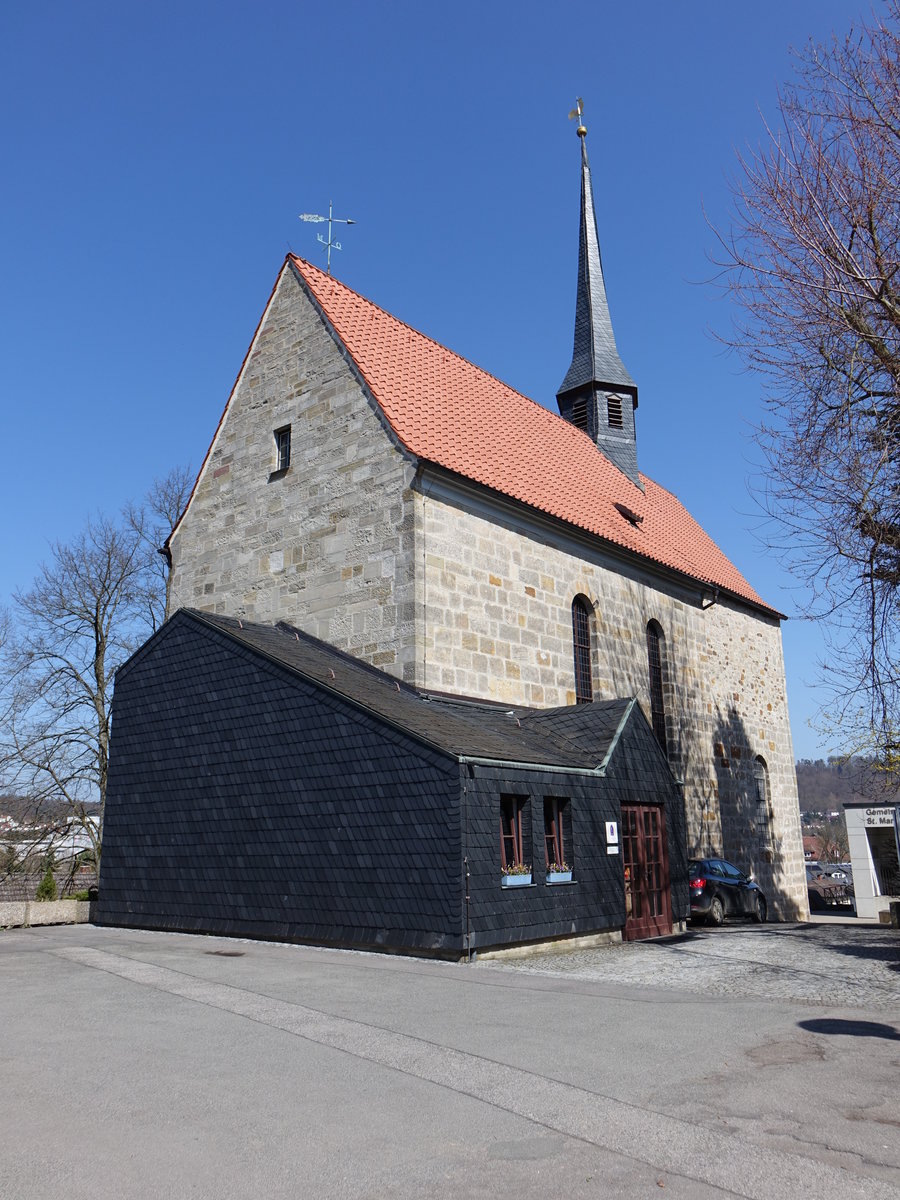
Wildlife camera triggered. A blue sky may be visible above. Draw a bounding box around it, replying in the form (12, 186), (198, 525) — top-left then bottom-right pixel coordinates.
(0, 0), (870, 760)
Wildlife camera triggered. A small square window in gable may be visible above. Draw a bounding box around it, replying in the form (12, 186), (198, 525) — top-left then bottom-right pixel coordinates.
(273, 425), (292, 474)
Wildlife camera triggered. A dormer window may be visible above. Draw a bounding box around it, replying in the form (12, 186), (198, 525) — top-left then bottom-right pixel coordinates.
(607, 395), (623, 428)
(614, 502), (643, 528)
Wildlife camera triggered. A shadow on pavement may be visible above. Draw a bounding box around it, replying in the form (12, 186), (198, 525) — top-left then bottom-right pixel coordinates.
(799, 1017), (900, 1040)
(782, 924), (900, 969)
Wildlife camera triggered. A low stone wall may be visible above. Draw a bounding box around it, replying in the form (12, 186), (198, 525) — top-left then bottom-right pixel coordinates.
(0, 899), (92, 928)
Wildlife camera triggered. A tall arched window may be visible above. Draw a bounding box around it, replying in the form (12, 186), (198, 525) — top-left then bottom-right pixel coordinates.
(754, 756), (771, 845)
(646, 621), (667, 753)
(572, 596), (593, 704)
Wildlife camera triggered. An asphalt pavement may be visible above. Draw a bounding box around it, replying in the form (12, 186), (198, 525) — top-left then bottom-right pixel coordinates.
(1, 919), (898, 1200)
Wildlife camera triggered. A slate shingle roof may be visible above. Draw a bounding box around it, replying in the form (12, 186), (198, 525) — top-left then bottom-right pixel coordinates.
(170, 611), (633, 771)
(288, 256), (777, 616)
(557, 137), (636, 399)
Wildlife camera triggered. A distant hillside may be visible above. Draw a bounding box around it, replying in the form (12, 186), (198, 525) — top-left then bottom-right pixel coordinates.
(0, 794), (98, 826)
(795, 758), (899, 813)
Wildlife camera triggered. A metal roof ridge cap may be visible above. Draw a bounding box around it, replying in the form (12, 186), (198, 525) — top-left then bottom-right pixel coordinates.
(457, 755), (605, 777)
(596, 697), (637, 775)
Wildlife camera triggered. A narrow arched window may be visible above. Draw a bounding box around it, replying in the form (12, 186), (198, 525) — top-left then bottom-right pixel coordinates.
(755, 757), (771, 843)
(572, 596), (593, 704)
(646, 621), (667, 753)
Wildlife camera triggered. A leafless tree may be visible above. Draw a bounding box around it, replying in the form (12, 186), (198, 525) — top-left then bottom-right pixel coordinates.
(0, 468), (191, 867)
(125, 462), (193, 625)
(715, 6), (900, 768)
(815, 818), (850, 864)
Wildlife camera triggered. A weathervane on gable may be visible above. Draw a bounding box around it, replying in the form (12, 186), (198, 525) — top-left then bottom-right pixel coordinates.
(298, 200), (356, 274)
(568, 96), (587, 138)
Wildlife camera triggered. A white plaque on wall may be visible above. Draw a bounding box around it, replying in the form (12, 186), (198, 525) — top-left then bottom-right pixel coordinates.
(606, 821), (619, 844)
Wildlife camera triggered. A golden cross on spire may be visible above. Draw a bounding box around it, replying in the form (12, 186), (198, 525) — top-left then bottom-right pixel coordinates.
(568, 96), (587, 138)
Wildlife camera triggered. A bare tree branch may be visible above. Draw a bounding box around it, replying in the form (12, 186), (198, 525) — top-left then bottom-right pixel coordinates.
(0, 468), (191, 865)
(713, 6), (900, 767)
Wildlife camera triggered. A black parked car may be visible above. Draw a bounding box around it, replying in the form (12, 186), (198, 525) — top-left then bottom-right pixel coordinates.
(689, 858), (768, 925)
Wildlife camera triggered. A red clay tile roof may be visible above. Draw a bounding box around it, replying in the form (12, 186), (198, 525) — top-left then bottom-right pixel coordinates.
(289, 256), (776, 616)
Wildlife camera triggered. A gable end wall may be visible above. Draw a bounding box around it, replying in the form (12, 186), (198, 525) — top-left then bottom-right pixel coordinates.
(167, 268), (418, 678)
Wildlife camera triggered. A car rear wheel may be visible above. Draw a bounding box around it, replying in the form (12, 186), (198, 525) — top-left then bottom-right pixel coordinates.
(707, 896), (725, 927)
(753, 894), (767, 923)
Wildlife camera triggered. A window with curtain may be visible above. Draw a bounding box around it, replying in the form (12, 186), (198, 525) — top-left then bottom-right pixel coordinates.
(500, 795), (528, 870)
(543, 796), (571, 870)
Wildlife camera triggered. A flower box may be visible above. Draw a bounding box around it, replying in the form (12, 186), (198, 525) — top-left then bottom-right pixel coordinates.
(547, 870), (573, 884)
(501, 873), (532, 887)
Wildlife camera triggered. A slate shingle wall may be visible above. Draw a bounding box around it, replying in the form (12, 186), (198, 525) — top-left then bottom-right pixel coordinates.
(463, 720), (687, 952)
(98, 619), (463, 953)
(463, 765), (623, 951)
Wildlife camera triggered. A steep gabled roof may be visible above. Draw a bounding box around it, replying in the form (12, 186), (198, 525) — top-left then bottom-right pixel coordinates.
(288, 256), (777, 616)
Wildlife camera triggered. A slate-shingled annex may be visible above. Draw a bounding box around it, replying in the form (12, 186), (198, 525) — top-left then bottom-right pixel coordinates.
(98, 610), (688, 954)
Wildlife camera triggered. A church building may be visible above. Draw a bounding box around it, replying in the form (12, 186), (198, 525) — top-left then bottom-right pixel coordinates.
(100, 119), (807, 947)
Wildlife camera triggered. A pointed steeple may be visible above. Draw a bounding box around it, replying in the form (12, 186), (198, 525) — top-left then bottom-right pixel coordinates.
(557, 104), (641, 488)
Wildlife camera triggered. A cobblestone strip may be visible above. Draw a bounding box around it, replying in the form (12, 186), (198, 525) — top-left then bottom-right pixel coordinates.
(485, 927), (900, 1011)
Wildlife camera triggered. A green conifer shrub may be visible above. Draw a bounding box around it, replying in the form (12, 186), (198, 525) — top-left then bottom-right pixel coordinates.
(35, 866), (58, 902)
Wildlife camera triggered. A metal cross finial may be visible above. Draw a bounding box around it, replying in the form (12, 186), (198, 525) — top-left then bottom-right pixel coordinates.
(298, 200), (356, 274)
(568, 96), (587, 138)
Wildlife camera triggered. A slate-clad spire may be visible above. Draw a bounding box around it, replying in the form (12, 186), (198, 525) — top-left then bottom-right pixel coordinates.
(557, 107), (641, 489)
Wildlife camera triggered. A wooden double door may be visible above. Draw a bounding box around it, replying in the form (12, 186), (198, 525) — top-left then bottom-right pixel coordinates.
(621, 804), (672, 940)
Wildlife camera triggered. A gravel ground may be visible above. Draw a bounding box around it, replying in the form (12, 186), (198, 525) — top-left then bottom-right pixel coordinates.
(481, 920), (900, 1011)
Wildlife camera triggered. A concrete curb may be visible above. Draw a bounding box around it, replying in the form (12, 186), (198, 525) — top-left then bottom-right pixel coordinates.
(0, 899), (94, 929)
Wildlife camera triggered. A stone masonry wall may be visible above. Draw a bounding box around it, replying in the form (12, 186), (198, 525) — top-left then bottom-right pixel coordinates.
(168, 264), (419, 677)
(165, 264), (805, 918)
(416, 481), (806, 917)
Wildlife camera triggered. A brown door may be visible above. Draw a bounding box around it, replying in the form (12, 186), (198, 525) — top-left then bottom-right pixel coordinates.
(621, 804), (672, 940)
